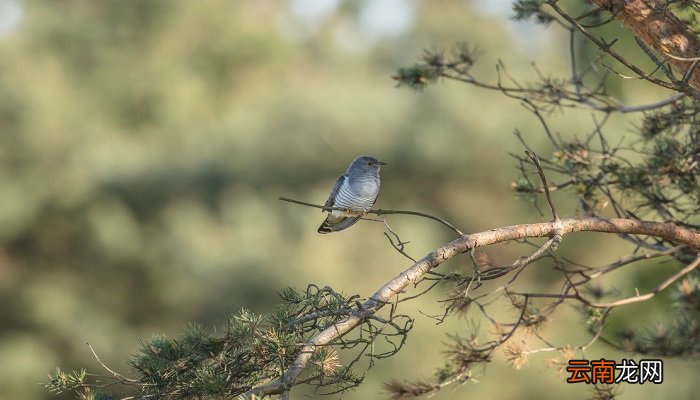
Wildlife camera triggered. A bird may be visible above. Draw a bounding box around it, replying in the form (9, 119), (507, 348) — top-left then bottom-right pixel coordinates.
(318, 155), (386, 234)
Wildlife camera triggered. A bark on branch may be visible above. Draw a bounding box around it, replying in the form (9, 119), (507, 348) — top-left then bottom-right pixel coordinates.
(591, 0), (700, 90)
(245, 216), (699, 397)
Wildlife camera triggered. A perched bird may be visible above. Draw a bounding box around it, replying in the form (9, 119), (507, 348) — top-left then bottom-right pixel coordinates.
(318, 155), (386, 234)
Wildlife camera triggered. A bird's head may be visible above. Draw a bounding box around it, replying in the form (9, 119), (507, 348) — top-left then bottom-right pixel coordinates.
(350, 155), (386, 173)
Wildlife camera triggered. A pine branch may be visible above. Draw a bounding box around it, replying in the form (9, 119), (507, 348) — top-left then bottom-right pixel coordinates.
(244, 216), (700, 397)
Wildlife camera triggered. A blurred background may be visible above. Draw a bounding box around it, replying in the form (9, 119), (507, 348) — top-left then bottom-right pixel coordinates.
(0, 0), (696, 399)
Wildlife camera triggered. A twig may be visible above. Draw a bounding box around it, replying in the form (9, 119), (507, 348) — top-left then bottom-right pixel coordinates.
(545, 1), (679, 92)
(569, 28), (582, 97)
(582, 254), (700, 308)
(634, 37), (676, 81)
(682, 59), (700, 84)
(383, 220), (416, 262)
(87, 343), (140, 384)
(443, 59), (683, 114)
(475, 237), (556, 281)
(575, 246), (684, 283)
(614, 93), (684, 113)
(278, 197), (464, 236)
(526, 152), (558, 221)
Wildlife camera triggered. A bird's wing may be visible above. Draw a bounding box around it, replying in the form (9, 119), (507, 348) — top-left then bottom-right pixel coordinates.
(324, 173), (347, 208)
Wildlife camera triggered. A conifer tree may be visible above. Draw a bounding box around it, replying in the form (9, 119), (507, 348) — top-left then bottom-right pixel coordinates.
(47, 1), (700, 399)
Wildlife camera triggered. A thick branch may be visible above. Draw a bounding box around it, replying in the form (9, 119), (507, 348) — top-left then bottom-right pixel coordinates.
(245, 216), (699, 397)
(591, 0), (700, 91)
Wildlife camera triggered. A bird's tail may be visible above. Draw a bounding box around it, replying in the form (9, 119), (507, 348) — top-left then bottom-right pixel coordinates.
(317, 218), (334, 234)
(317, 215), (361, 234)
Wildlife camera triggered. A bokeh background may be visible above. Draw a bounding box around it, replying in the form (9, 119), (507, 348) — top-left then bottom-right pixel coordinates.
(0, 0), (697, 399)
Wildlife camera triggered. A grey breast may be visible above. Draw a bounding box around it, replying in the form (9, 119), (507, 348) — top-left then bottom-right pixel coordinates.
(334, 173), (380, 211)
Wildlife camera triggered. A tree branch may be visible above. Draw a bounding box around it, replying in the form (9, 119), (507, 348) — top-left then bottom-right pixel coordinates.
(278, 197), (464, 235)
(546, 0), (700, 99)
(589, 0), (700, 91)
(244, 216), (699, 397)
(581, 254), (700, 308)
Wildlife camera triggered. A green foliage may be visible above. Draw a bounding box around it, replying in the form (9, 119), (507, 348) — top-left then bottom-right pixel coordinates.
(614, 276), (700, 357)
(511, 0), (555, 25)
(672, 276), (700, 312)
(45, 368), (88, 395)
(392, 45), (479, 90)
(555, 104), (700, 228)
(665, 0), (700, 29)
(46, 369), (118, 399)
(619, 316), (700, 356)
(393, 64), (440, 90)
(383, 330), (486, 399)
(46, 286), (380, 399)
(525, 92), (700, 370)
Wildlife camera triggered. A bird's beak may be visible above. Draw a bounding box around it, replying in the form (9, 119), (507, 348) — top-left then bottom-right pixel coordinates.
(378, 161), (387, 166)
